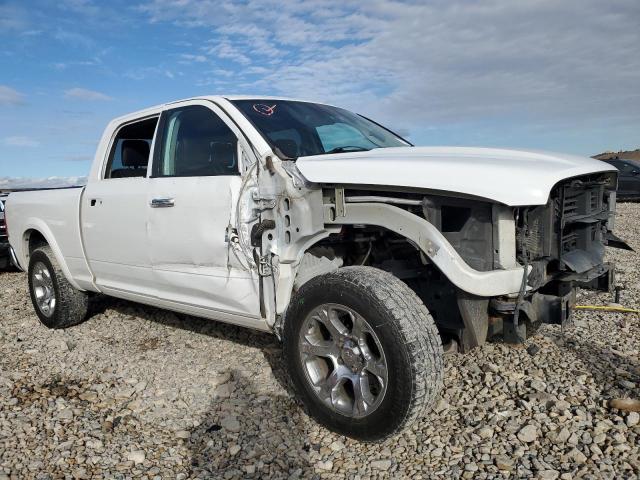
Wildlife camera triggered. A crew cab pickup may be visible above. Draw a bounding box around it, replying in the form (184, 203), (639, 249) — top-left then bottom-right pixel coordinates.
(6, 96), (621, 440)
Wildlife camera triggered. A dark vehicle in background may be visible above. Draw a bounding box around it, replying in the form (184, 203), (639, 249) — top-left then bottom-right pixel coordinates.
(601, 158), (640, 200)
(0, 193), (10, 269)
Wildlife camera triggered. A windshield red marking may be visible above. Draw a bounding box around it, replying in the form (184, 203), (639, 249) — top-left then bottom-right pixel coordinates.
(252, 103), (277, 116)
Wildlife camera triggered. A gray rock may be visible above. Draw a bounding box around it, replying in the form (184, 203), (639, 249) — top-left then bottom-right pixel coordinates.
(567, 448), (587, 464)
(555, 427), (571, 444)
(618, 380), (636, 390)
(127, 450), (145, 465)
(538, 470), (560, 480)
(626, 411), (639, 427)
(517, 424), (538, 443)
(315, 460), (333, 471)
(530, 379), (547, 392)
(553, 399), (571, 411)
(57, 408), (74, 420)
(220, 415), (241, 433)
(330, 440), (345, 452)
(495, 455), (515, 471)
(371, 459), (392, 471)
(78, 391), (98, 402)
(209, 371), (232, 387)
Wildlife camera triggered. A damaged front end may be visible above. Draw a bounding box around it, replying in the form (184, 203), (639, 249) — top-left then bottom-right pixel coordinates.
(491, 171), (626, 343)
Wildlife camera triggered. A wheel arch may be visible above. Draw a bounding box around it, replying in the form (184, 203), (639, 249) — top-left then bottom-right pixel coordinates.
(21, 223), (84, 291)
(324, 202), (527, 297)
(275, 230), (335, 315)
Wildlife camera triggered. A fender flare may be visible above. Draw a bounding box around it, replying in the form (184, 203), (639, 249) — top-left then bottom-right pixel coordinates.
(324, 202), (527, 297)
(19, 219), (85, 291)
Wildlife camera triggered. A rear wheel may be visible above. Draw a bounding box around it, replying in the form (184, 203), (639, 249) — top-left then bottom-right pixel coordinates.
(28, 245), (88, 329)
(283, 266), (444, 441)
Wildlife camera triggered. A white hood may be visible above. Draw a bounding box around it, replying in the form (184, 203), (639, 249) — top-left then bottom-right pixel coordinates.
(296, 146), (616, 206)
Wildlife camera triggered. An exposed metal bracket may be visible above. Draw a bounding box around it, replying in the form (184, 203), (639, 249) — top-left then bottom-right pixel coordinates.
(335, 188), (346, 217)
(423, 239), (439, 257)
(256, 254), (274, 277)
(251, 190), (277, 211)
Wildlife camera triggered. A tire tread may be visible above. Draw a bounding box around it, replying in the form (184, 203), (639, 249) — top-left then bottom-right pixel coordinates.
(284, 265), (444, 440)
(332, 267), (444, 436)
(29, 246), (88, 329)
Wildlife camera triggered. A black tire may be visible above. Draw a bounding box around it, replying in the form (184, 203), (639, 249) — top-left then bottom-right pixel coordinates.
(283, 266), (444, 441)
(28, 245), (88, 329)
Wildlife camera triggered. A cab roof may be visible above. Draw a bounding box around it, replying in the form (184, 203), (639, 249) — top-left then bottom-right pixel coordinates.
(109, 95), (330, 125)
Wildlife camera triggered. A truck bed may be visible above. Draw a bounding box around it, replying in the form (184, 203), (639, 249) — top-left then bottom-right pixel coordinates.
(6, 187), (95, 290)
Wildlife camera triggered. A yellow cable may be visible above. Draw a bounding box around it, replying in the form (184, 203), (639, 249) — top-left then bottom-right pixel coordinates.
(575, 305), (640, 314)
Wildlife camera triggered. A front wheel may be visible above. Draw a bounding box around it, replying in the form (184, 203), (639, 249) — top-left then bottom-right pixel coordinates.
(283, 266), (444, 441)
(28, 245), (89, 329)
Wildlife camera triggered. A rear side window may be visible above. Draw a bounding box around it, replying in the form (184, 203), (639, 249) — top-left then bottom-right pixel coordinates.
(153, 105), (238, 177)
(104, 117), (158, 179)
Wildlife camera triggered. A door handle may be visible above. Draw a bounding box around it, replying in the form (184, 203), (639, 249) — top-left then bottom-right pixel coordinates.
(150, 197), (175, 208)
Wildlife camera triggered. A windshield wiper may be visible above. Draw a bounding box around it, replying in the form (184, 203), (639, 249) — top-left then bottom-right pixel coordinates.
(324, 146), (371, 154)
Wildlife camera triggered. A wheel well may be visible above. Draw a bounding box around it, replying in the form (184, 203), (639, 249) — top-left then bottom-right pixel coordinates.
(306, 225), (465, 341)
(26, 229), (48, 255)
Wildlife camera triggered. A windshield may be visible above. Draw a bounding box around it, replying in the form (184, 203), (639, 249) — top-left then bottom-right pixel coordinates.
(231, 99), (409, 159)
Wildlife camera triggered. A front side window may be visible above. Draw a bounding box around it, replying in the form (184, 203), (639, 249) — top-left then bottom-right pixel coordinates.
(153, 105), (238, 177)
(104, 117), (158, 179)
(231, 99), (409, 159)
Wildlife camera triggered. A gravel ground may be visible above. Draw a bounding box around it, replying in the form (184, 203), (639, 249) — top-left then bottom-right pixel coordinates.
(1, 203), (639, 480)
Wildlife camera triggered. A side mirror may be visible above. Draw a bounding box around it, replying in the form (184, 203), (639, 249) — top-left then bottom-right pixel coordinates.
(632, 170), (640, 175)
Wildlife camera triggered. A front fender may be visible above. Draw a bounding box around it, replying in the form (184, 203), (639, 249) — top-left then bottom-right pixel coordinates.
(324, 202), (527, 297)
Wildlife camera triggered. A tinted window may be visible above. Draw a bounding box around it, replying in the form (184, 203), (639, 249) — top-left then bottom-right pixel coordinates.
(620, 161), (640, 173)
(154, 105), (238, 177)
(316, 123), (374, 152)
(105, 117), (158, 179)
(231, 100), (409, 159)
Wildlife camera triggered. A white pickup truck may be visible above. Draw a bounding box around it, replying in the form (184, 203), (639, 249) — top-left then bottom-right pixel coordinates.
(6, 96), (622, 440)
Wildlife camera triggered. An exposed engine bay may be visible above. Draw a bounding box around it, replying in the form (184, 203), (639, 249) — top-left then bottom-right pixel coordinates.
(303, 171), (624, 352)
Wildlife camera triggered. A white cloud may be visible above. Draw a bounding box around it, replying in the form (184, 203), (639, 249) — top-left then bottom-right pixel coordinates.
(59, 0), (101, 17)
(64, 87), (112, 101)
(21, 29), (43, 36)
(53, 29), (95, 49)
(64, 154), (92, 162)
(124, 66), (176, 81)
(0, 85), (25, 106)
(0, 3), (29, 31)
(203, 40), (251, 65)
(179, 53), (207, 63)
(0, 176), (87, 189)
(52, 58), (102, 71)
(139, 0), (640, 136)
(2, 136), (39, 147)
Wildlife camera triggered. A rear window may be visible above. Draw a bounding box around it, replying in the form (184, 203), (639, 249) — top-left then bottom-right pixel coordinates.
(105, 117), (158, 179)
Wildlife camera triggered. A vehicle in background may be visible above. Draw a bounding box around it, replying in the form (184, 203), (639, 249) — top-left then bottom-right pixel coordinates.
(0, 193), (10, 269)
(600, 158), (640, 200)
(5, 96), (624, 441)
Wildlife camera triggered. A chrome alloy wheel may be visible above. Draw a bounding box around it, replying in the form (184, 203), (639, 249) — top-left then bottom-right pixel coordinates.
(298, 303), (388, 418)
(31, 261), (56, 317)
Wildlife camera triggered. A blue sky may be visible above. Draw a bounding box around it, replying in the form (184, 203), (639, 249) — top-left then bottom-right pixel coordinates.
(1, 0), (639, 187)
